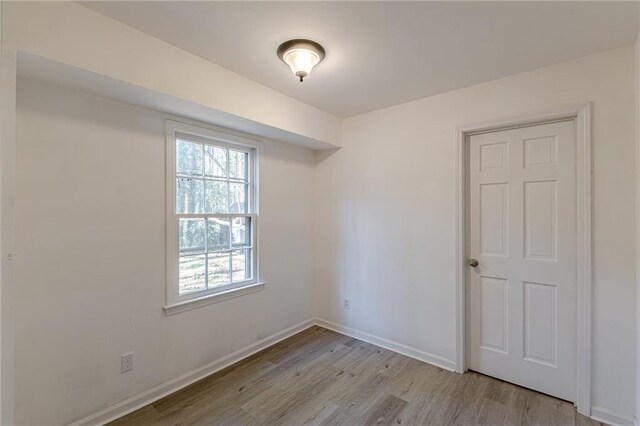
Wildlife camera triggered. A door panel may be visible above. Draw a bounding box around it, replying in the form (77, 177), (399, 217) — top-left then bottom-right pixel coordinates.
(523, 281), (557, 367)
(480, 276), (508, 354)
(480, 183), (508, 256)
(468, 120), (576, 401)
(524, 180), (557, 260)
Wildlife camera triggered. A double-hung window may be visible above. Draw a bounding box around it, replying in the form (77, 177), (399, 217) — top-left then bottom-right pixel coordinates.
(166, 122), (259, 311)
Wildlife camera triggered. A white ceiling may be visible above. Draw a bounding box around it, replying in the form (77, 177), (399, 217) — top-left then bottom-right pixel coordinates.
(80, 1), (639, 118)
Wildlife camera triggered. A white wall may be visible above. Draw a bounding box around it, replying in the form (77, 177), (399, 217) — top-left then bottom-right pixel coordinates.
(6, 3), (638, 422)
(0, 0), (6, 422)
(635, 33), (640, 426)
(1, 3), (338, 423)
(0, 0), (16, 423)
(3, 1), (341, 148)
(14, 78), (316, 425)
(315, 46), (637, 420)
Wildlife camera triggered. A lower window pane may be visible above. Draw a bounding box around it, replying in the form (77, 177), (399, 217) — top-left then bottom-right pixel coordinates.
(179, 255), (206, 294)
(207, 217), (230, 251)
(231, 217), (251, 247)
(231, 249), (251, 283)
(179, 218), (206, 254)
(208, 252), (231, 287)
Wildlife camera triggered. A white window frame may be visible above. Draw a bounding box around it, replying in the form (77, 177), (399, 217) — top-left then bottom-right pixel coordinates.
(164, 121), (263, 315)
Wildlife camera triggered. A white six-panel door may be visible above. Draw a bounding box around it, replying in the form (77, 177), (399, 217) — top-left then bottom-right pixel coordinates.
(468, 120), (576, 401)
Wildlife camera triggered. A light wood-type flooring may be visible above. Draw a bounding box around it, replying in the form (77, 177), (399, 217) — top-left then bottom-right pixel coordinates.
(111, 326), (601, 426)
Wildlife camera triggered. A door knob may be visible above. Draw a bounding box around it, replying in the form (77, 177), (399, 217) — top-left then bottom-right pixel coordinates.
(468, 258), (479, 267)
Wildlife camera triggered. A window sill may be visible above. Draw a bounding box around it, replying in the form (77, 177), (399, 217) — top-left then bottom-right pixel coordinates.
(163, 282), (266, 316)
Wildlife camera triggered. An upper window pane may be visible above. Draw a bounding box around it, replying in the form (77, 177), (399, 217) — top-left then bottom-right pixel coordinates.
(176, 178), (204, 214)
(229, 150), (247, 181)
(205, 180), (229, 213)
(205, 145), (227, 178)
(176, 140), (203, 176)
(229, 183), (247, 213)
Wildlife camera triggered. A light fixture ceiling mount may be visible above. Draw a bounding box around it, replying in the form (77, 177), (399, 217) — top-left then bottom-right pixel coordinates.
(277, 39), (325, 82)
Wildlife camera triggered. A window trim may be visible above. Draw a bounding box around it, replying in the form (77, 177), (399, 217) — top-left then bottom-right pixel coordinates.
(164, 121), (262, 314)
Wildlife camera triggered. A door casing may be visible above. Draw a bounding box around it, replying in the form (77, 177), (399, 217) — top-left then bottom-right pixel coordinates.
(454, 103), (592, 416)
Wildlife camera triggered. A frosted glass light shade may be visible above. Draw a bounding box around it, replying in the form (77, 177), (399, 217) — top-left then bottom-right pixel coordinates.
(282, 48), (320, 81)
(277, 39), (325, 82)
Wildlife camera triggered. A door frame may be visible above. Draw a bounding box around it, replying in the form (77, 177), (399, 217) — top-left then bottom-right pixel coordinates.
(454, 103), (592, 416)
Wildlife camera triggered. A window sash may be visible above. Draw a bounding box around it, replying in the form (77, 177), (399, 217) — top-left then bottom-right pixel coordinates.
(177, 214), (255, 254)
(175, 179), (251, 215)
(167, 122), (259, 307)
(178, 248), (254, 296)
(175, 134), (254, 216)
(176, 214), (256, 296)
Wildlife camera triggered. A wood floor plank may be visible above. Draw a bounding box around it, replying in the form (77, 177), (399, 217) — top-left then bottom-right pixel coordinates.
(241, 344), (353, 422)
(110, 327), (602, 426)
(300, 401), (340, 426)
(360, 394), (408, 425)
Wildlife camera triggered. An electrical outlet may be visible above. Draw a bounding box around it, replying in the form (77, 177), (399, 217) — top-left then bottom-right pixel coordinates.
(343, 298), (350, 310)
(121, 352), (134, 374)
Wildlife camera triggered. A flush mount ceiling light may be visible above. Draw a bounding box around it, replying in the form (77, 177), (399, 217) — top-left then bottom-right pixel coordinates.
(277, 39), (325, 82)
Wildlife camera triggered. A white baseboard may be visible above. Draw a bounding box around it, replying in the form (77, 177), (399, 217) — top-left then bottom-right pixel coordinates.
(314, 318), (457, 372)
(69, 319), (316, 426)
(71, 317), (625, 426)
(591, 406), (635, 426)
